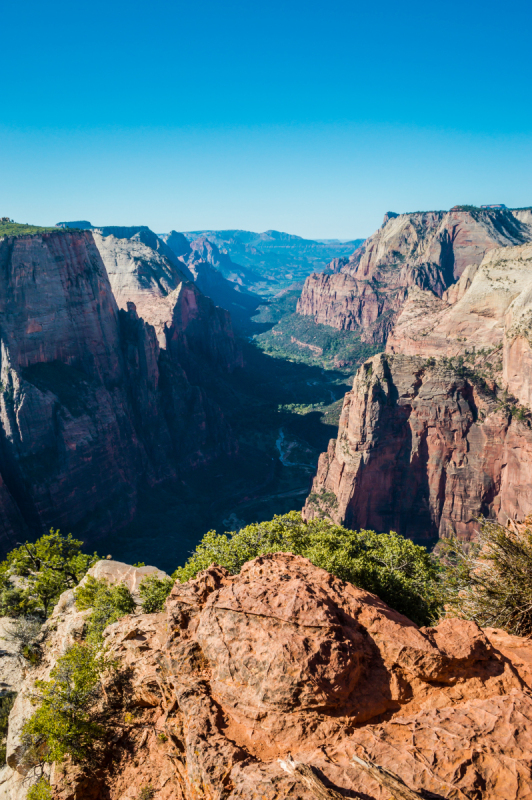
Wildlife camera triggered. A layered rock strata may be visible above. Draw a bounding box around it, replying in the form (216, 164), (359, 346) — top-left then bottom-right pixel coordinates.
(387, 242), (532, 409)
(6, 553), (532, 799)
(297, 208), (532, 342)
(303, 353), (532, 539)
(387, 242), (532, 357)
(0, 229), (238, 550)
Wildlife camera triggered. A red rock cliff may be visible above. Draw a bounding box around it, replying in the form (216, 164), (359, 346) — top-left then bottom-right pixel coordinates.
(303, 353), (532, 539)
(93, 230), (243, 372)
(0, 230), (237, 551)
(297, 208), (532, 342)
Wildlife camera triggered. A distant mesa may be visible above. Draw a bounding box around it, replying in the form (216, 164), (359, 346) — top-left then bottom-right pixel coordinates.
(450, 204), (507, 211)
(56, 220), (94, 229)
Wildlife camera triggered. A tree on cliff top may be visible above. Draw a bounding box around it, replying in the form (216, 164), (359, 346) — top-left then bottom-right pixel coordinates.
(0, 529), (100, 618)
(175, 511), (441, 626)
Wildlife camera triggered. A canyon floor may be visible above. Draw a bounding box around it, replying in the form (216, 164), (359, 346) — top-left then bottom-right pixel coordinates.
(99, 335), (351, 572)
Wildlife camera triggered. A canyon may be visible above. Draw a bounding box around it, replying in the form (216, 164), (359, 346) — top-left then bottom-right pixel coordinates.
(3, 209), (532, 799)
(178, 229), (362, 296)
(4, 207), (532, 555)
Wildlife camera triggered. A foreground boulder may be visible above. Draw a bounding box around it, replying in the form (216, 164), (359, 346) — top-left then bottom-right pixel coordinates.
(44, 552), (532, 799)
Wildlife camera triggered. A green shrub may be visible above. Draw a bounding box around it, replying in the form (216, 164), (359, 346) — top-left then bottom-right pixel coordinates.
(22, 643), (106, 764)
(75, 576), (135, 645)
(23, 576), (135, 770)
(27, 779), (52, 800)
(1, 616), (42, 663)
(0, 530), (100, 617)
(438, 518), (532, 635)
(139, 574), (174, 613)
(0, 222), (63, 238)
(176, 511), (440, 626)
(0, 692), (16, 763)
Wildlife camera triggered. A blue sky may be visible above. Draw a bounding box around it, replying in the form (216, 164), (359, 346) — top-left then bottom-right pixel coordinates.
(1, 0), (531, 238)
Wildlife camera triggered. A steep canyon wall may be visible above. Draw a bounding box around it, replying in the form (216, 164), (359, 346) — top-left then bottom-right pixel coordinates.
(0, 229), (241, 551)
(297, 208), (532, 342)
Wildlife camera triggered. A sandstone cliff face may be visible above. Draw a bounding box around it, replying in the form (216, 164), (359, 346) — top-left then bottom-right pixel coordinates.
(0, 230), (239, 551)
(95, 226), (193, 280)
(303, 353), (532, 539)
(511, 208), (532, 233)
(297, 208), (532, 341)
(386, 242), (532, 410)
(387, 242), (532, 358)
(10, 553), (532, 799)
(0, 230), (142, 547)
(93, 231), (243, 371)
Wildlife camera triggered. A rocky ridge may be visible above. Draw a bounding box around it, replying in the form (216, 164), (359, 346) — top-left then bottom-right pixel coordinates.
(93, 230), (243, 372)
(4, 553), (532, 799)
(161, 233), (261, 325)
(387, 242), (532, 361)
(297, 208), (532, 342)
(179, 229), (363, 296)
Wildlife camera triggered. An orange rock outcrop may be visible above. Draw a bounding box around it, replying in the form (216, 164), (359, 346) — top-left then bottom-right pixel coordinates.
(43, 553), (532, 799)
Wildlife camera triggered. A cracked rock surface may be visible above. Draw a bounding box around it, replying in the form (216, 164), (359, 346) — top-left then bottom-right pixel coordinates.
(44, 552), (532, 799)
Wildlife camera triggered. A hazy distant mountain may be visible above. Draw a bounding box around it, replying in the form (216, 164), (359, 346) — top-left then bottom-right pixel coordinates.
(161, 231), (262, 324)
(179, 229), (365, 295)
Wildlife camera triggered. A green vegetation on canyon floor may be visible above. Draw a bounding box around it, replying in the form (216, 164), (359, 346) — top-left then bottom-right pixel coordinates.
(97, 333), (354, 571)
(250, 287), (381, 370)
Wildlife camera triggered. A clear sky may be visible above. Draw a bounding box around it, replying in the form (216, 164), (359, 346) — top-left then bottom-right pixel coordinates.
(1, 0), (531, 239)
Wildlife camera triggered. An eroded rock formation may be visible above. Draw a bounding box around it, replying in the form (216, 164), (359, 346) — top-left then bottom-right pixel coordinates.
(93, 230), (243, 371)
(160, 232), (261, 324)
(303, 353), (532, 539)
(387, 242), (532, 360)
(297, 208), (532, 342)
(5, 553), (532, 799)
(302, 218), (532, 538)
